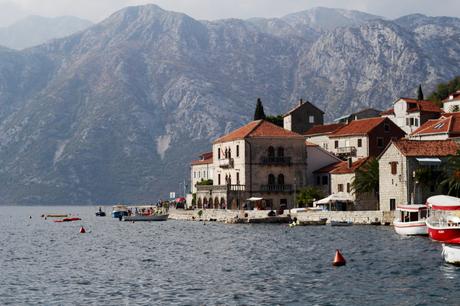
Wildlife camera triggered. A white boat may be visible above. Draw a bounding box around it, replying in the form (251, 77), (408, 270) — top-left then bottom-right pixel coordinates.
(393, 204), (428, 236)
(442, 244), (460, 265)
(331, 220), (353, 226)
(122, 205), (169, 222)
(123, 214), (169, 222)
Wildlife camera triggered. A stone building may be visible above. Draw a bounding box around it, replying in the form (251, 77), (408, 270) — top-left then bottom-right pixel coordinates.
(442, 90), (460, 112)
(314, 158), (378, 210)
(378, 139), (459, 211)
(305, 141), (341, 187)
(327, 117), (406, 160)
(195, 120), (307, 210)
(334, 108), (382, 124)
(190, 152), (214, 193)
(303, 123), (345, 151)
(283, 99), (324, 134)
(380, 98), (441, 134)
(409, 113), (460, 141)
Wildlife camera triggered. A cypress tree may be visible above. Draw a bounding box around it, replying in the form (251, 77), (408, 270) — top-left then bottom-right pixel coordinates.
(417, 84), (424, 100)
(253, 98), (266, 120)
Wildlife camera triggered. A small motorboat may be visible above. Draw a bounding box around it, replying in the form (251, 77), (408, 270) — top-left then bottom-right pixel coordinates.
(331, 220), (353, 226)
(442, 244), (460, 265)
(96, 207), (106, 217)
(112, 205), (129, 218)
(426, 195), (460, 243)
(122, 205), (169, 222)
(123, 214), (169, 222)
(394, 204), (428, 236)
(293, 218), (327, 226)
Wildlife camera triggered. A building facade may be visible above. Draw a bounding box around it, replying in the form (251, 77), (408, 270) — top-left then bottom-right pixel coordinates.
(190, 152), (214, 193)
(283, 99), (324, 134)
(409, 113), (460, 141)
(334, 108), (382, 124)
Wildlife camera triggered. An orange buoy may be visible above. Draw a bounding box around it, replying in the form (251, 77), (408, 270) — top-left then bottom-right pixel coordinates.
(332, 249), (346, 266)
(79, 227), (86, 234)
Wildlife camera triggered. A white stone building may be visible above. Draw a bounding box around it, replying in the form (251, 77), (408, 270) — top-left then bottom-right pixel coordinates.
(442, 90), (460, 112)
(190, 152), (214, 193)
(303, 123), (345, 151)
(409, 113), (460, 141)
(378, 139), (459, 211)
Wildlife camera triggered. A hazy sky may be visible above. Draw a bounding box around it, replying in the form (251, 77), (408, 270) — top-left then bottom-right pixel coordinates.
(0, 0), (459, 26)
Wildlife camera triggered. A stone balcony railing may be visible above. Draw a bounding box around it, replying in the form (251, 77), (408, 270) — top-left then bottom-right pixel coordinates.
(260, 184), (293, 192)
(218, 158), (234, 168)
(336, 146), (357, 156)
(260, 156), (292, 165)
(196, 184), (245, 192)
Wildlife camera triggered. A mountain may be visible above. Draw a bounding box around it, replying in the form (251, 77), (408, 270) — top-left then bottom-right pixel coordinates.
(0, 15), (93, 50)
(0, 5), (459, 204)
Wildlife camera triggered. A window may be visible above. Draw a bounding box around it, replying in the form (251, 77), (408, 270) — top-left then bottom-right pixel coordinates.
(410, 118), (415, 126)
(218, 174), (221, 185)
(335, 140), (339, 149)
(322, 176), (328, 185)
(390, 199), (396, 211)
(277, 147), (284, 158)
(236, 172), (240, 184)
(194, 171), (196, 179)
(198, 171), (201, 178)
(323, 142), (328, 150)
(414, 118), (419, 127)
(316, 176), (321, 185)
(218, 148), (221, 159)
(377, 137), (384, 148)
(434, 122), (445, 129)
(390, 162), (398, 175)
(278, 174), (285, 185)
(384, 123), (390, 132)
(357, 139), (362, 147)
(338, 184), (344, 192)
(236, 145), (239, 157)
(347, 183), (351, 193)
(309, 115), (315, 123)
(268, 174), (275, 185)
(268, 146), (275, 158)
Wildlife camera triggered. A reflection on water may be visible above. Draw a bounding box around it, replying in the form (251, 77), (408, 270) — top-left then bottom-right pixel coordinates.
(1, 206), (459, 305)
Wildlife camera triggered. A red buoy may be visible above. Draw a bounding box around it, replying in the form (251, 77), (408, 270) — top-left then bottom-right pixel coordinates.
(332, 249), (346, 266)
(79, 227), (86, 234)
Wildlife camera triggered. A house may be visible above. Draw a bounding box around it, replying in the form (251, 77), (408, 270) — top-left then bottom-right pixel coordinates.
(195, 120), (307, 210)
(378, 139), (459, 211)
(442, 90), (460, 112)
(409, 113), (460, 141)
(303, 123), (345, 150)
(190, 152), (214, 193)
(283, 99), (324, 134)
(305, 141), (342, 189)
(381, 98), (441, 134)
(313, 158), (378, 211)
(334, 108), (382, 124)
(327, 117), (406, 160)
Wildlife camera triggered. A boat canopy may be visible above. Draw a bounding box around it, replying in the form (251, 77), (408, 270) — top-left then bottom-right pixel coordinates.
(397, 204), (427, 212)
(247, 197), (263, 201)
(314, 192), (353, 205)
(416, 158), (441, 165)
(426, 195), (460, 210)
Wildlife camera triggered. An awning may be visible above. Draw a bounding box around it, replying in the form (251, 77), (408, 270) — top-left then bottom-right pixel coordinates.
(313, 192), (353, 205)
(175, 197), (186, 203)
(247, 197), (263, 201)
(416, 158), (441, 165)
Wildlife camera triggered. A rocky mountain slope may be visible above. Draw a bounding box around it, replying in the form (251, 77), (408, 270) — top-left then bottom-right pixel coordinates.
(0, 5), (459, 204)
(0, 15), (93, 49)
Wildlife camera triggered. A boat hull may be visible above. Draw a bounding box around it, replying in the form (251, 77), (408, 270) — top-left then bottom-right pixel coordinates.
(394, 220), (427, 236)
(428, 226), (460, 244)
(297, 218), (327, 226)
(112, 211), (128, 218)
(442, 244), (460, 265)
(123, 214), (169, 222)
(331, 221), (353, 227)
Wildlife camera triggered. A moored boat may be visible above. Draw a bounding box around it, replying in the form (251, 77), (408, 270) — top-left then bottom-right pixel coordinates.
(442, 244), (460, 265)
(394, 204), (428, 236)
(123, 214), (169, 222)
(426, 195), (460, 244)
(295, 218), (327, 226)
(122, 205), (168, 222)
(112, 205), (129, 218)
(331, 220), (353, 227)
(96, 207), (106, 217)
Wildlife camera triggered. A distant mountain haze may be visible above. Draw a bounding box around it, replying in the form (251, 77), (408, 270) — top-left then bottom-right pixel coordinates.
(0, 4), (459, 204)
(0, 15), (93, 49)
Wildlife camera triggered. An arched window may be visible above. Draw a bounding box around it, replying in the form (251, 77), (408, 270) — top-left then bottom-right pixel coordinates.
(268, 146), (275, 158)
(277, 147), (284, 158)
(278, 174), (285, 185)
(268, 174), (275, 185)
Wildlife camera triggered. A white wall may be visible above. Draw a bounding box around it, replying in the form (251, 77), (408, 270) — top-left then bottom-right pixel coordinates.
(306, 146), (341, 185)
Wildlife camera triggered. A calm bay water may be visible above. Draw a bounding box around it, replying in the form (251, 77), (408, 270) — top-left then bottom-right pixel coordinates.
(1, 206), (458, 305)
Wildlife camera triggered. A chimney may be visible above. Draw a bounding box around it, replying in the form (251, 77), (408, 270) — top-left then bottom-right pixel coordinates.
(299, 98), (303, 106)
(347, 158), (352, 169)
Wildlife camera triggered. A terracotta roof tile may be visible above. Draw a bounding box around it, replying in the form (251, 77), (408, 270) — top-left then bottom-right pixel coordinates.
(399, 98), (441, 113)
(329, 117), (387, 137)
(380, 108), (395, 116)
(303, 123), (345, 136)
(213, 120), (303, 144)
(314, 158), (369, 174)
(410, 113), (460, 137)
(305, 141), (319, 147)
(191, 152), (213, 165)
(393, 139), (459, 157)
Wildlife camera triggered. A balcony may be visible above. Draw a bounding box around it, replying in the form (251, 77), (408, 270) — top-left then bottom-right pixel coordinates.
(218, 158), (234, 169)
(196, 184), (245, 193)
(261, 184), (293, 192)
(336, 146), (357, 157)
(260, 156), (292, 165)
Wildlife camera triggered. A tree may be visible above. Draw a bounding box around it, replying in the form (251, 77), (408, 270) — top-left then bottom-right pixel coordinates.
(265, 115), (283, 127)
(441, 150), (460, 196)
(351, 158), (379, 195)
(296, 186), (325, 207)
(417, 84), (424, 100)
(428, 76), (460, 106)
(253, 98), (266, 120)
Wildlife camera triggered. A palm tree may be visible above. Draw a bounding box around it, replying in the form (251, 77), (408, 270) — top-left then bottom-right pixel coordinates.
(351, 158), (379, 195)
(441, 150), (460, 196)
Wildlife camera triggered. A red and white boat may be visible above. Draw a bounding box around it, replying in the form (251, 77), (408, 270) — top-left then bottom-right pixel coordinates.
(393, 204), (428, 236)
(426, 195), (460, 244)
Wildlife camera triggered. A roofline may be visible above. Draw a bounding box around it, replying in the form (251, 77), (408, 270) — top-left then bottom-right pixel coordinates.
(310, 145), (342, 162)
(212, 120), (263, 144)
(282, 100), (325, 117)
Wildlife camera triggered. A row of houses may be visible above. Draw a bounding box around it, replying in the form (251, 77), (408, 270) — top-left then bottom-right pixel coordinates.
(188, 91), (460, 211)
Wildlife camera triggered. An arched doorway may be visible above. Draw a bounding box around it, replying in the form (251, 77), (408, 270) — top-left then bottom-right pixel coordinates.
(197, 197), (202, 209)
(214, 197), (219, 209)
(231, 198), (238, 210)
(203, 197), (208, 209)
(220, 197), (226, 209)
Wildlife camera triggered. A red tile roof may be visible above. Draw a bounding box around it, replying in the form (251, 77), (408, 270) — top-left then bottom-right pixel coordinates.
(303, 123), (345, 136)
(314, 158), (369, 174)
(442, 90), (460, 102)
(213, 120), (304, 144)
(191, 151), (213, 165)
(380, 108), (395, 116)
(410, 113), (460, 137)
(329, 117), (387, 137)
(305, 141), (319, 147)
(400, 98), (442, 113)
(393, 139), (459, 157)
